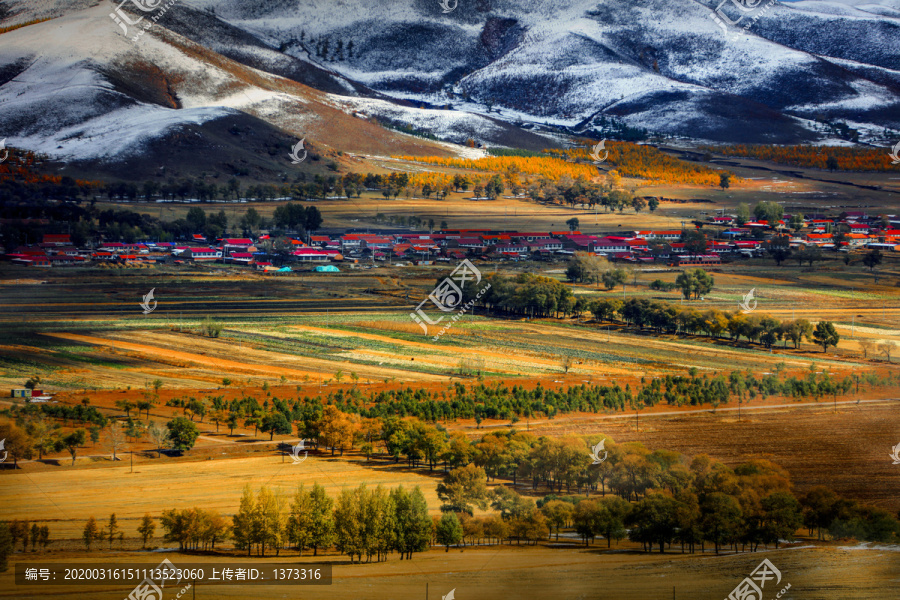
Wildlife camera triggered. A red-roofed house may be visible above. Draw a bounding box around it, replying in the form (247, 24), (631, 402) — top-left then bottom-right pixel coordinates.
(185, 248), (222, 261)
(633, 230), (681, 241)
(42, 234), (71, 246)
(292, 248), (339, 262)
(225, 252), (255, 264)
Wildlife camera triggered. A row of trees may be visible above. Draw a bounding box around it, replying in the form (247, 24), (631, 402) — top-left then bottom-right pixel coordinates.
(9, 362), (896, 465)
(0, 416), (199, 466)
(4, 521), (50, 552)
(549, 142), (731, 187)
(432, 437), (900, 552)
(705, 143), (898, 171)
(231, 483), (431, 562)
(588, 296), (841, 351)
(10, 436), (891, 568)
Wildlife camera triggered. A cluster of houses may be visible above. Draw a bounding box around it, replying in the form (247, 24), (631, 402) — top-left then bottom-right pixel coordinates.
(3, 211), (896, 269)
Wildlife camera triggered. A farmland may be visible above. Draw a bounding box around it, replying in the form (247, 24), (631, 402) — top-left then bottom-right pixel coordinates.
(2, 155), (900, 600)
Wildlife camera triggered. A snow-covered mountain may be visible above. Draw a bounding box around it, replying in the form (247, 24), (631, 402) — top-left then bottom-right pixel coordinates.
(188, 0), (900, 142)
(0, 0), (897, 172)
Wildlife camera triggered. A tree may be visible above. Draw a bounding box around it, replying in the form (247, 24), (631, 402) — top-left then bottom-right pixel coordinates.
(436, 465), (489, 515)
(567, 252), (607, 285)
(435, 513), (463, 551)
(0, 423), (33, 467)
(718, 172), (731, 191)
(766, 235), (791, 265)
(0, 522), (10, 572)
(186, 207), (206, 232)
(255, 486), (287, 557)
(541, 500), (574, 541)
(319, 405), (358, 456)
(648, 197), (659, 212)
(682, 229), (707, 255)
(491, 487), (535, 522)
(166, 417), (199, 451)
(232, 486), (257, 556)
(227, 413), (239, 436)
(735, 203), (750, 227)
(760, 491), (803, 549)
(59, 429), (86, 466)
(38, 525), (50, 550)
(700, 493), (742, 554)
(753, 201), (784, 227)
(628, 494), (679, 553)
(107, 421), (125, 461)
(801, 486), (841, 541)
(826, 155), (839, 172)
(241, 207), (261, 233)
(26, 417), (56, 460)
(813, 321), (840, 353)
(115, 400), (135, 417)
(597, 496), (631, 548)
(878, 341), (896, 363)
(601, 268), (628, 291)
(104, 513), (120, 549)
(566, 217), (580, 232)
(863, 249), (882, 274)
(334, 486), (367, 563)
(82, 517), (100, 550)
(260, 412), (292, 441)
(796, 244), (822, 267)
(288, 484), (325, 556)
(675, 269), (714, 300)
(148, 423), (170, 457)
(859, 339), (875, 359)
(137, 514), (156, 548)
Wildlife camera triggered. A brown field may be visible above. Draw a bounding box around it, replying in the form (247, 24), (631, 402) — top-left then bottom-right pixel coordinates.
(1, 544), (897, 600)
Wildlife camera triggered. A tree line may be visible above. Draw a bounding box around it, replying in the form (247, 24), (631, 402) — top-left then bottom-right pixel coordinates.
(8, 364), (897, 464)
(4, 432), (895, 569)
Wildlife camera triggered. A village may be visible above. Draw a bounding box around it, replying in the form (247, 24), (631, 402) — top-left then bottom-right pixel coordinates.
(3, 209), (897, 271)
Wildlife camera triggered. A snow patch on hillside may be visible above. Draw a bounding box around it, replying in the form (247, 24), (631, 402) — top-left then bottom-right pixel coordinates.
(326, 94), (508, 144)
(12, 104), (236, 160)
